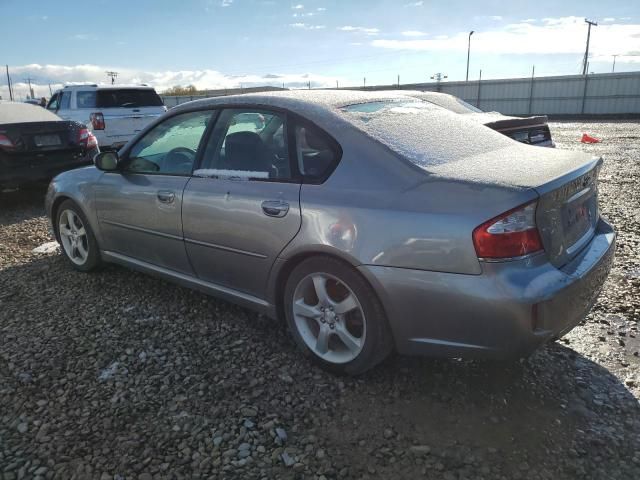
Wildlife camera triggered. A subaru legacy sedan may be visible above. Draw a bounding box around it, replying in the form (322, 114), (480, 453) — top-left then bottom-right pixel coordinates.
(46, 90), (615, 375)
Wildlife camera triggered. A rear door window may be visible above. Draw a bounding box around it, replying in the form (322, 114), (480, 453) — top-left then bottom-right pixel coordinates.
(96, 89), (163, 108)
(199, 109), (291, 181)
(294, 122), (340, 182)
(59, 91), (71, 110)
(76, 91), (97, 108)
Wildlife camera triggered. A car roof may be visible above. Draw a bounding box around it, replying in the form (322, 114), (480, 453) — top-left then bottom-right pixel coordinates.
(170, 89), (420, 117)
(56, 84), (156, 91)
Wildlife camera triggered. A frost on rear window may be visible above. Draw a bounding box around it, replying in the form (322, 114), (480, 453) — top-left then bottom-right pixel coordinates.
(340, 100), (512, 168)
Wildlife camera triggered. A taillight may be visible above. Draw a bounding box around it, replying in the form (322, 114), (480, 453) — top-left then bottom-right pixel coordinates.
(0, 133), (15, 150)
(78, 128), (98, 149)
(472, 201), (544, 259)
(90, 112), (105, 130)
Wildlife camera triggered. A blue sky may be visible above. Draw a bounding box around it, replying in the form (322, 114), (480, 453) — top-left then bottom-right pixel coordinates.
(1, 0), (639, 98)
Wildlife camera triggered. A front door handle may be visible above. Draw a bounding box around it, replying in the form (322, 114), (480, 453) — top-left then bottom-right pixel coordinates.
(261, 200), (289, 218)
(157, 190), (175, 204)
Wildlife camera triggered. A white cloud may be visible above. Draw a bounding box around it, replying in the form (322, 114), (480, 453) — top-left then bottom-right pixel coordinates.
(404, 1), (423, 6)
(603, 17), (616, 22)
(292, 4), (304, 9)
(221, 0), (233, 6)
(289, 22), (325, 30)
(293, 12), (315, 17)
(0, 63), (342, 100)
(521, 18), (536, 23)
(317, 7), (326, 11)
(372, 16), (640, 59)
(339, 25), (379, 35)
(490, 15), (503, 21)
(401, 30), (427, 37)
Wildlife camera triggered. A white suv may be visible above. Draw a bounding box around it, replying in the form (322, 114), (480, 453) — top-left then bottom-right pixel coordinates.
(47, 85), (166, 150)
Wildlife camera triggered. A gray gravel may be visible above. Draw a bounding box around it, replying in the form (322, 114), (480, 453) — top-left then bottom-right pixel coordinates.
(1, 121), (639, 480)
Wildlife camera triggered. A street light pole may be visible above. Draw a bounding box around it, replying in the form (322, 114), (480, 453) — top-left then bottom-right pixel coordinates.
(466, 30), (474, 82)
(612, 54), (619, 73)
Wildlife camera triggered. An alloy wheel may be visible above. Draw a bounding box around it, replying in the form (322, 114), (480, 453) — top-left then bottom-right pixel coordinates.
(58, 209), (89, 266)
(292, 272), (366, 364)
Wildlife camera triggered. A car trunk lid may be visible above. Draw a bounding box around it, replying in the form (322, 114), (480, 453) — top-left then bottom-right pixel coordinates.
(426, 145), (602, 267)
(0, 120), (84, 154)
(469, 113), (554, 146)
(535, 159), (601, 268)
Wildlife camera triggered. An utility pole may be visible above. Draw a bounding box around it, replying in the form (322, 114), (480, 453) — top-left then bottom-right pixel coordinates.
(106, 71), (119, 85)
(582, 19), (597, 76)
(466, 30), (474, 82)
(336, 80), (338, 89)
(308, 81), (311, 89)
(363, 77), (366, 89)
(397, 74), (400, 87)
(430, 72), (447, 82)
(48, 83), (53, 96)
(612, 54), (619, 73)
(24, 77), (35, 98)
(5, 65), (13, 101)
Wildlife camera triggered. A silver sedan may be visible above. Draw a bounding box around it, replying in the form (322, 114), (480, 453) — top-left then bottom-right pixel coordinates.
(46, 91), (616, 375)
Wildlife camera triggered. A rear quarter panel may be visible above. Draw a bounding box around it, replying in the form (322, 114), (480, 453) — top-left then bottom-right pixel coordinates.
(279, 128), (538, 276)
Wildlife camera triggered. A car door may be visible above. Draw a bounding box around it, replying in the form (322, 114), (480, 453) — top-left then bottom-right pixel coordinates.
(54, 91), (72, 120)
(95, 109), (213, 274)
(182, 108), (301, 298)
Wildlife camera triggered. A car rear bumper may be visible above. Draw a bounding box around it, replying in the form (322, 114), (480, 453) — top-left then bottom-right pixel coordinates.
(0, 149), (95, 187)
(359, 217), (615, 359)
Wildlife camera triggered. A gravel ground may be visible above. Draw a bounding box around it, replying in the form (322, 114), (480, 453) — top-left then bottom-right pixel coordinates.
(1, 121), (639, 480)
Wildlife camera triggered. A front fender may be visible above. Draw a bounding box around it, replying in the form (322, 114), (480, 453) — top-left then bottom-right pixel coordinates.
(46, 166), (104, 244)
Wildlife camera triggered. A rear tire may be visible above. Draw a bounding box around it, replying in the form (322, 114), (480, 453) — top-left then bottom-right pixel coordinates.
(283, 256), (393, 375)
(56, 199), (101, 272)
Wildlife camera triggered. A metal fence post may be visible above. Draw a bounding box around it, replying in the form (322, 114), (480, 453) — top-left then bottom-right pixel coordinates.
(477, 69), (482, 108)
(528, 65), (535, 115)
(581, 74), (589, 114)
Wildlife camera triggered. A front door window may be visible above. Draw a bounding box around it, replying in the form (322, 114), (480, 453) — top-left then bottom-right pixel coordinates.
(125, 110), (212, 175)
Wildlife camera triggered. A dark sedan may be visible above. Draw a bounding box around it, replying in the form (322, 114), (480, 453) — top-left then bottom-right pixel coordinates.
(400, 91), (555, 147)
(0, 102), (98, 189)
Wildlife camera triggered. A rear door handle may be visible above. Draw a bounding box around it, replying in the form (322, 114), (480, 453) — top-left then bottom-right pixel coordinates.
(157, 190), (175, 204)
(261, 200), (289, 218)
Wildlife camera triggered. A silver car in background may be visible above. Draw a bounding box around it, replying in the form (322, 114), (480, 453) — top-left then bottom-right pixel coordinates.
(45, 91), (615, 375)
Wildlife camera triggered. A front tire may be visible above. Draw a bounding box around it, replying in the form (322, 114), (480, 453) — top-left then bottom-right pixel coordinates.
(283, 256), (393, 375)
(56, 200), (101, 272)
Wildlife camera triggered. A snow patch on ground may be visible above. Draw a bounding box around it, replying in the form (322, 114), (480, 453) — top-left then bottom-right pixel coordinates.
(32, 241), (59, 254)
(98, 362), (121, 381)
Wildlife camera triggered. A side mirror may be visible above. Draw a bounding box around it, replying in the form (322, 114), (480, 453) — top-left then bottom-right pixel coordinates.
(94, 151), (119, 171)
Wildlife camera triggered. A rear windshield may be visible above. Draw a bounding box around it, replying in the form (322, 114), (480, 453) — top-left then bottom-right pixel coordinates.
(341, 100), (513, 167)
(76, 89), (163, 108)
